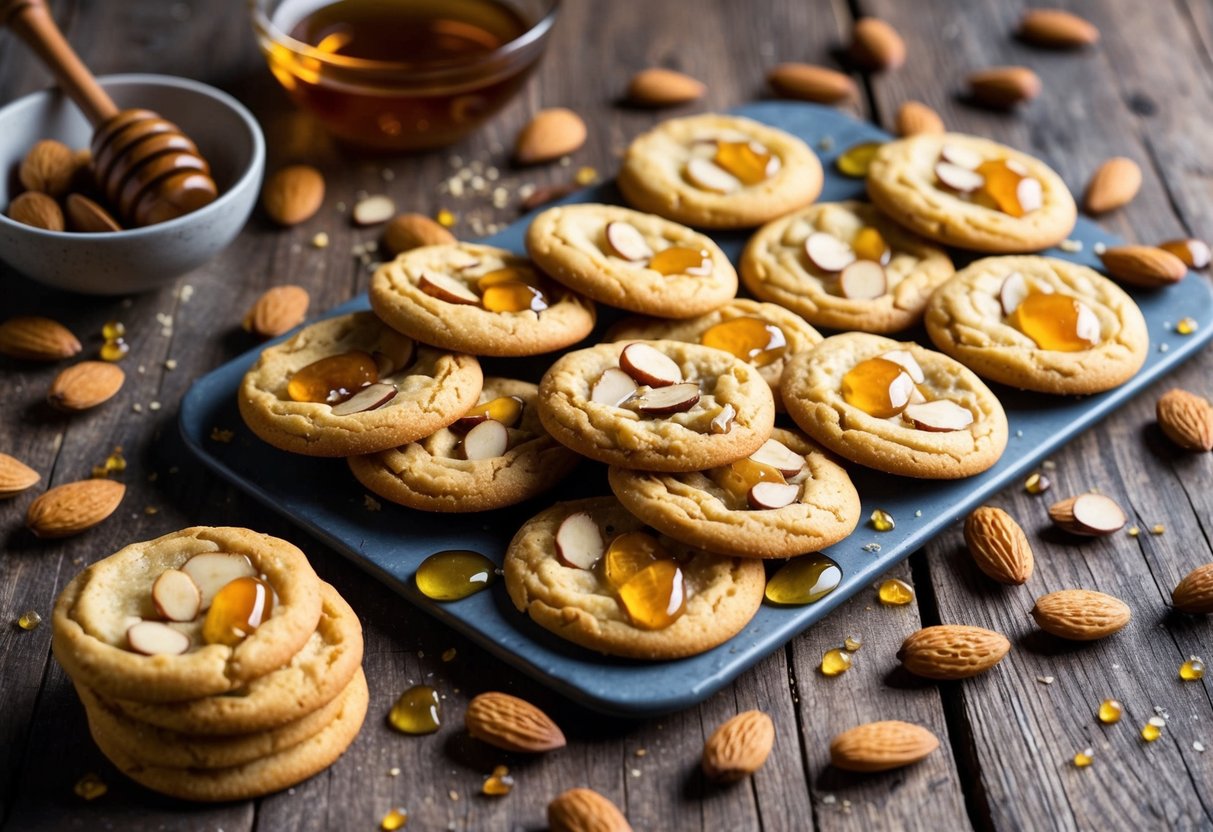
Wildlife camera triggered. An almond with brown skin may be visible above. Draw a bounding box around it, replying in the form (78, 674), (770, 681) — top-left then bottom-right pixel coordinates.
(26, 479), (125, 538)
(829, 721), (939, 772)
(548, 788), (632, 832)
(515, 108), (587, 165)
(48, 361), (125, 411)
(65, 194), (122, 233)
(626, 68), (706, 107)
(702, 710), (775, 782)
(9, 191), (65, 231)
(897, 625), (1011, 680)
(1157, 389), (1213, 452)
(964, 506), (1034, 584)
(243, 285), (310, 339)
(1098, 245), (1187, 288)
(1030, 589), (1131, 641)
(895, 100), (945, 136)
(1017, 9), (1100, 49)
(262, 164), (325, 226)
(1172, 563), (1213, 614)
(768, 63), (857, 104)
(0, 316), (81, 361)
(0, 453), (40, 498)
(1048, 493), (1127, 536)
(1158, 238), (1211, 269)
(19, 139), (76, 197)
(1083, 157), (1141, 214)
(465, 691), (566, 752)
(850, 18), (906, 71)
(382, 213), (457, 256)
(967, 66), (1041, 109)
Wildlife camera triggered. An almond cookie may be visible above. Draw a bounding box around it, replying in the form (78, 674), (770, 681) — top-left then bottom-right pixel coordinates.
(369, 243), (595, 356)
(51, 527), (324, 703)
(348, 377), (581, 512)
(536, 340), (776, 472)
(924, 256), (1148, 394)
(780, 333), (1009, 479)
(503, 497), (766, 659)
(739, 201), (954, 333)
(238, 311), (483, 457)
(524, 204), (737, 319)
(617, 113), (823, 228)
(866, 133), (1076, 252)
(608, 428), (860, 558)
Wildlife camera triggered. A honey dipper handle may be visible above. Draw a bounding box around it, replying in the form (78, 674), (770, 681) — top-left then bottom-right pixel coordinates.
(2, 0), (117, 125)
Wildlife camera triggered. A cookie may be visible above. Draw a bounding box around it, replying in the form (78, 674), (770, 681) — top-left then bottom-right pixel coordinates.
(924, 255), (1149, 394)
(369, 243), (595, 356)
(617, 113), (823, 228)
(238, 311), (483, 457)
(503, 497), (766, 659)
(524, 204), (737, 319)
(348, 377), (581, 512)
(866, 133), (1076, 252)
(780, 333), (1009, 479)
(739, 200), (955, 333)
(536, 340), (776, 472)
(608, 428), (860, 558)
(51, 527), (324, 703)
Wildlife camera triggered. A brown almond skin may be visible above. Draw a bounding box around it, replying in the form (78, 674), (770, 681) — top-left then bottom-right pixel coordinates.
(895, 101), (945, 136)
(48, 361), (125, 411)
(829, 721), (939, 772)
(262, 164), (325, 226)
(898, 625), (1011, 680)
(0, 316), (82, 361)
(1083, 157), (1142, 214)
(515, 108), (587, 165)
(382, 213), (457, 256)
(1017, 9), (1100, 49)
(1098, 245), (1187, 289)
(465, 691), (566, 752)
(850, 18), (906, 71)
(964, 506), (1034, 584)
(243, 285), (310, 339)
(1031, 589), (1131, 641)
(26, 479), (125, 538)
(626, 68), (706, 107)
(967, 66), (1041, 109)
(66, 193), (122, 233)
(1172, 563), (1213, 614)
(768, 63), (857, 104)
(1047, 494), (1126, 536)
(1157, 389), (1213, 452)
(548, 788), (632, 832)
(1158, 238), (1211, 269)
(9, 191), (65, 231)
(19, 139), (76, 197)
(702, 710), (775, 782)
(0, 453), (41, 498)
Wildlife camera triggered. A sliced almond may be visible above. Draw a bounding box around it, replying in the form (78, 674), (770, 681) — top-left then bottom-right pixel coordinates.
(999, 271), (1029, 315)
(839, 260), (887, 299)
(352, 195), (395, 226)
(462, 419), (509, 460)
(1071, 493), (1127, 534)
(180, 552), (256, 610)
(66, 194), (122, 233)
(633, 382), (701, 415)
(127, 621), (190, 656)
(382, 213), (457, 256)
(750, 438), (806, 477)
(888, 371), (915, 412)
(1017, 177), (1043, 213)
(591, 368), (639, 406)
(604, 221), (653, 261)
(1159, 238), (1212, 270)
(151, 569), (203, 622)
(455, 395), (525, 430)
(619, 343), (682, 387)
(748, 480), (801, 510)
(804, 232), (856, 272)
(1074, 301), (1101, 344)
(330, 382), (397, 416)
(935, 161), (984, 192)
(908, 384), (927, 405)
(710, 404), (737, 435)
(940, 143), (983, 170)
(555, 511), (604, 570)
(905, 400), (974, 432)
(685, 157), (741, 194)
(418, 271), (480, 305)
(880, 350), (924, 384)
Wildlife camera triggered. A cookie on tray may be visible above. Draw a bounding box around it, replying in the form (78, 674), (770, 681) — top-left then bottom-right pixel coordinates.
(536, 340), (776, 472)
(348, 377), (581, 513)
(503, 497), (766, 659)
(866, 133), (1076, 252)
(924, 255), (1149, 394)
(238, 311), (483, 457)
(780, 333), (1009, 479)
(617, 113), (823, 228)
(524, 203), (737, 319)
(369, 243), (595, 356)
(739, 200), (954, 333)
(608, 427), (860, 558)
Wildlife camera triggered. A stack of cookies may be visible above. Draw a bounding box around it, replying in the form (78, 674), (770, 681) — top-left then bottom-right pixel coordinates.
(51, 527), (366, 801)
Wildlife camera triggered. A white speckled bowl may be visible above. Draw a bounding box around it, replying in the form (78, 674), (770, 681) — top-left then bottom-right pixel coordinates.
(0, 74), (265, 295)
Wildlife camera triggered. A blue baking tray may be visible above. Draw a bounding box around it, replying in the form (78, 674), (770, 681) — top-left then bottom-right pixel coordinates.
(180, 103), (1213, 716)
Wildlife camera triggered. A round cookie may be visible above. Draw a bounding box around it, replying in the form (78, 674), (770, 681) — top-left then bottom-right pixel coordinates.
(608, 428), (860, 558)
(369, 243), (595, 356)
(739, 200), (955, 333)
(924, 255), (1148, 394)
(503, 497), (766, 659)
(51, 527), (324, 703)
(348, 377), (581, 512)
(617, 113), (823, 228)
(866, 133), (1076, 252)
(524, 204), (737, 319)
(780, 333), (1009, 479)
(239, 311), (483, 457)
(536, 340), (776, 472)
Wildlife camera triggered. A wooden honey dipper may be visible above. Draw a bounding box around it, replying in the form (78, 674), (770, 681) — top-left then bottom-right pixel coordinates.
(2, 0), (218, 226)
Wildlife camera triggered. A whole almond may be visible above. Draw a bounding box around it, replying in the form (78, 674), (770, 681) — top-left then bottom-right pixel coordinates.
(515, 108), (587, 165)
(243, 285), (310, 339)
(964, 506), (1034, 584)
(382, 213), (457, 256)
(1083, 157), (1141, 214)
(48, 361), (125, 411)
(9, 191), (65, 231)
(1172, 563), (1213, 614)
(702, 710), (775, 782)
(26, 479), (125, 538)
(465, 691), (566, 752)
(967, 66), (1041, 109)
(548, 788), (632, 832)
(66, 194), (122, 233)
(895, 100), (945, 136)
(1017, 9), (1100, 49)
(19, 139), (76, 197)
(829, 721), (939, 772)
(262, 164), (325, 226)
(1157, 389), (1213, 452)
(897, 625), (1011, 680)
(0, 316), (81, 361)
(768, 63), (857, 104)
(850, 18), (906, 71)
(0, 453), (41, 498)
(627, 68), (706, 107)
(1098, 245), (1187, 288)
(1030, 589), (1131, 641)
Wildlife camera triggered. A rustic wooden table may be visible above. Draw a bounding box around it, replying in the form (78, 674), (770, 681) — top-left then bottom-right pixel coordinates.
(3, 1), (1212, 829)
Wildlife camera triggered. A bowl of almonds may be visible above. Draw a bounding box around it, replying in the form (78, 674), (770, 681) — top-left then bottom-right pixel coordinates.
(0, 73), (264, 295)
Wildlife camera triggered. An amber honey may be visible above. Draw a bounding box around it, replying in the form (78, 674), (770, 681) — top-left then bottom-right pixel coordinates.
(709, 458), (786, 506)
(714, 141), (775, 185)
(700, 317), (787, 367)
(649, 246), (713, 276)
(202, 577), (274, 646)
(841, 357), (912, 418)
(1009, 293), (1100, 351)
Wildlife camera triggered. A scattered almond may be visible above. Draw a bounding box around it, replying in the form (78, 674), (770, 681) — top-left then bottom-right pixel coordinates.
(383, 213), (457, 256)
(1159, 238), (1212, 269)
(515, 108), (587, 165)
(1017, 9), (1100, 49)
(9, 191), (65, 231)
(1098, 245), (1186, 288)
(967, 66), (1041, 109)
(65, 194), (122, 233)
(895, 100), (945, 136)
(1083, 157), (1141, 215)
(829, 721), (939, 772)
(262, 164), (325, 226)
(626, 68), (706, 107)
(19, 139), (76, 197)
(767, 63), (857, 104)
(521, 183), (577, 212)
(352, 195), (395, 226)
(1048, 493), (1127, 536)
(1172, 563), (1213, 614)
(964, 506), (1034, 584)
(897, 625), (1011, 680)
(1030, 589), (1131, 641)
(465, 692), (566, 752)
(702, 710), (775, 782)
(0, 453), (40, 498)
(243, 285), (310, 339)
(548, 788), (632, 832)
(26, 479), (125, 538)
(47, 361), (125, 411)
(850, 18), (906, 71)
(0, 316), (81, 361)
(1157, 389), (1213, 452)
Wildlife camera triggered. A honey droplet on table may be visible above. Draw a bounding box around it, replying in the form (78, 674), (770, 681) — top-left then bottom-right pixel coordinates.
(648, 246), (712, 276)
(1009, 294), (1100, 351)
(709, 458), (786, 507)
(1176, 317), (1198, 335)
(380, 806), (409, 830)
(603, 531), (666, 589)
(1072, 748), (1094, 768)
(843, 635), (863, 652)
(1141, 719), (1163, 742)
(435, 209), (456, 228)
(481, 281), (548, 313)
(764, 554), (842, 606)
(202, 576), (274, 646)
(74, 772), (108, 801)
(389, 685), (441, 734)
(851, 226), (891, 265)
(617, 560), (686, 629)
(482, 765), (514, 796)
(415, 550), (496, 601)
(715, 140), (776, 184)
(869, 509), (895, 532)
(17, 610), (42, 631)
(835, 141), (883, 178)
(1098, 698), (1123, 724)
(878, 578), (914, 606)
(841, 357), (913, 418)
(700, 317), (787, 367)
(101, 320), (126, 341)
(820, 647), (852, 677)
(100, 339), (129, 362)
(287, 350), (379, 403)
(1180, 657), (1205, 680)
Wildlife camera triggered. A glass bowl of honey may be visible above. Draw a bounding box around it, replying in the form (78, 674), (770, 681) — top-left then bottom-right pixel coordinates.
(252, 0), (559, 151)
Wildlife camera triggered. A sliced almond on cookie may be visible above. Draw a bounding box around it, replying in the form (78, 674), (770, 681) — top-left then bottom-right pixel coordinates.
(940, 143), (983, 170)
(633, 382), (701, 415)
(555, 511), (604, 569)
(151, 568), (202, 622)
(805, 232), (856, 273)
(710, 403), (737, 434)
(935, 161), (984, 193)
(839, 261), (888, 299)
(881, 350), (925, 384)
(604, 221), (653, 261)
(750, 438), (806, 477)
(748, 481), (801, 510)
(127, 620), (191, 656)
(905, 400), (974, 432)
(331, 382), (397, 415)
(462, 419), (509, 460)
(590, 368), (639, 406)
(181, 553), (257, 610)
(685, 157), (741, 194)
(418, 272), (480, 305)
(998, 271), (1030, 315)
(620, 343), (682, 387)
